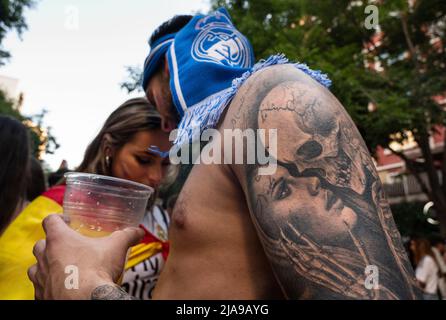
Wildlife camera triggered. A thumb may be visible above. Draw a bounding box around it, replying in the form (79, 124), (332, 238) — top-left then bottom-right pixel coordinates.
(109, 227), (145, 251)
(42, 214), (73, 238)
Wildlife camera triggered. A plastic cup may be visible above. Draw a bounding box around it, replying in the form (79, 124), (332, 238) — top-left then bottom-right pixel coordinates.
(63, 172), (153, 238)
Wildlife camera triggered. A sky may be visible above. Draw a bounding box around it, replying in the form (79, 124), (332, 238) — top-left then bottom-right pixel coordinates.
(0, 0), (210, 171)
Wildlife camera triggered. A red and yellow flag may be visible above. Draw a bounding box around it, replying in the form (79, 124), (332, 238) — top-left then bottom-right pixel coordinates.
(0, 186), (168, 300)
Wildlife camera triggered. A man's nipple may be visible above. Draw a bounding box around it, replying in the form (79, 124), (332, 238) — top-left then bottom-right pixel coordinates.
(172, 198), (187, 229)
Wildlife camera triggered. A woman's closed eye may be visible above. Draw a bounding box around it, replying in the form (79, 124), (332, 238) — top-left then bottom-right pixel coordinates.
(272, 178), (291, 201)
(135, 155), (153, 165)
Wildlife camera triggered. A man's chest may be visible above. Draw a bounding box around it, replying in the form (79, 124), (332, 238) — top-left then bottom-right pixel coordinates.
(170, 162), (249, 237)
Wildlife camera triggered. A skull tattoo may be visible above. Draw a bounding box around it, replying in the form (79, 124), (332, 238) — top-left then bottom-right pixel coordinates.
(258, 81), (368, 194)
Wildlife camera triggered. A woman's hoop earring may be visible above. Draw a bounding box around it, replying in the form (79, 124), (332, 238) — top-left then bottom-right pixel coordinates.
(105, 156), (110, 168)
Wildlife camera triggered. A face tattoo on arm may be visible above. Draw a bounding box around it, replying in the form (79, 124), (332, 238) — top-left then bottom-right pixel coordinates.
(229, 64), (422, 300)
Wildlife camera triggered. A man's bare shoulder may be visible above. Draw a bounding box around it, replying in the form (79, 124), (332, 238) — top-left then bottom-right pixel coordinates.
(240, 63), (315, 89)
(224, 63), (331, 130)
(221, 62), (422, 299)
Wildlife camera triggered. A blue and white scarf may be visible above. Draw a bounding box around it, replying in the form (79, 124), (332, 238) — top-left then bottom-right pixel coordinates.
(143, 7), (332, 146)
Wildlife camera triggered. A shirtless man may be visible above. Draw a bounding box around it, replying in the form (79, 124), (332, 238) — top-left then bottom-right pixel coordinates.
(28, 9), (422, 300)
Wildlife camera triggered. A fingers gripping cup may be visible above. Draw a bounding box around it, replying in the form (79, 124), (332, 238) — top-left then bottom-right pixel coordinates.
(63, 173), (153, 238)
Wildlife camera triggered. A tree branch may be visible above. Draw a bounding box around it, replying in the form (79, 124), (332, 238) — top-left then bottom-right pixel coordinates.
(400, 12), (421, 73)
(416, 133), (442, 194)
(388, 145), (432, 199)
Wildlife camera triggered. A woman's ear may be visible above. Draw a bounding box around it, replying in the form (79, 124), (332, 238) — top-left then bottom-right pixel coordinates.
(102, 133), (114, 157)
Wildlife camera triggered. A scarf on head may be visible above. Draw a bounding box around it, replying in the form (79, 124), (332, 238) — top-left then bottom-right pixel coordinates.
(143, 7), (332, 147)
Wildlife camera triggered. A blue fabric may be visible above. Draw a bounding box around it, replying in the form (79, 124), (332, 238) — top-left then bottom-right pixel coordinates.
(142, 8), (332, 147)
(147, 145), (169, 159)
(173, 54), (332, 147)
(142, 33), (176, 91)
(165, 7), (255, 117)
(142, 7), (255, 116)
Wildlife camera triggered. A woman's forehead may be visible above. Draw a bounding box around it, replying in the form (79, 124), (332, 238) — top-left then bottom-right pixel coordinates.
(129, 130), (166, 144)
(127, 130), (171, 154)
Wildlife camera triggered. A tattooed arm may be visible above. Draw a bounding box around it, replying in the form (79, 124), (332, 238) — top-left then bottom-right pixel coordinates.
(226, 64), (422, 299)
(91, 284), (136, 300)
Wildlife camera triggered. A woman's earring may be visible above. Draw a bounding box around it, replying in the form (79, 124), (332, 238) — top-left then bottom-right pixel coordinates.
(105, 156), (110, 168)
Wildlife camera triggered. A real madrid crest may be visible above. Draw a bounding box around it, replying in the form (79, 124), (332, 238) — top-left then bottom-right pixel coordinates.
(191, 11), (252, 68)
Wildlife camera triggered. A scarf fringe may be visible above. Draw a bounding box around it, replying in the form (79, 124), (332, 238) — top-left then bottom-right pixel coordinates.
(174, 54), (331, 146)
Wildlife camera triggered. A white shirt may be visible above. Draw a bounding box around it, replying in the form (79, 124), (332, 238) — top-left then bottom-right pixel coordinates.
(415, 255), (439, 295)
(121, 205), (169, 299)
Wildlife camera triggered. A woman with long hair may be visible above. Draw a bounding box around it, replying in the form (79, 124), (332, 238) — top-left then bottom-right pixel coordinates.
(410, 238), (439, 300)
(0, 116), (30, 235)
(26, 157), (46, 202)
(0, 98), (173, 300)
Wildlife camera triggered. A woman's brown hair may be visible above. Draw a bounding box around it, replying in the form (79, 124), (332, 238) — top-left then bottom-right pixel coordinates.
(413, 238), (434, 266)
(77, 97), (161, 175)
(0, 116), (30, 233)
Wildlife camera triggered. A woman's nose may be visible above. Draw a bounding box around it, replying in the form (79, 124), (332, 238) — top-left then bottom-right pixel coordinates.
(147, 167), (162, 188)
(306, 176), (321, 196)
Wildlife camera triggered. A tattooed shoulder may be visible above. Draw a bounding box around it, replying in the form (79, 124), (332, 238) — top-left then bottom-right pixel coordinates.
(227, 64), (422, 299)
